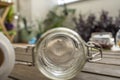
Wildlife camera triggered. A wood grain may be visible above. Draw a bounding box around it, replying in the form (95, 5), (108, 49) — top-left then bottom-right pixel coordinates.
(7, 50), (120, 80)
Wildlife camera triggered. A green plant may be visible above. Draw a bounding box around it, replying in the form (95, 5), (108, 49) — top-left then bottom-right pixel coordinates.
(43, 11), (65, 32)
(43, 6), (75, 32)
(37, 19), (43, 34)
(6, 6), (14, 22)
(19, 17), (38, 43)
(5, 6), (16, 36)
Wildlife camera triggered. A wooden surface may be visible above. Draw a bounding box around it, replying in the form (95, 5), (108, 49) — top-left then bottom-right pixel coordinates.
(7, 51), (120, 80)
(0, 1), (13, 8)
(13, 44), (35, 65)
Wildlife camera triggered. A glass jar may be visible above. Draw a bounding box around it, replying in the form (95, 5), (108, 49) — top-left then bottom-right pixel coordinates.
(0, 32), (15, 80)
(116, 29), (120, 47)
(35, 27), (102, 80)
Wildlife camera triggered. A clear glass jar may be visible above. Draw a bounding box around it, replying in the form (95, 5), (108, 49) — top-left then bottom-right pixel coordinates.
(35, 28), (102, 80)
(116, 29), (120, 47)
(0, 32), (15, 80)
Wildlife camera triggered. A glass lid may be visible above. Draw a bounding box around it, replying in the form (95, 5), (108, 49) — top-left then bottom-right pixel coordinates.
(35, 27), (87, 80)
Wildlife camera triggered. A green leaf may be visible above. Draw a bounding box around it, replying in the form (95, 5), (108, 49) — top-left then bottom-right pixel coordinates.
(8, 30), (16, 36)
(6, 6), (14, 22)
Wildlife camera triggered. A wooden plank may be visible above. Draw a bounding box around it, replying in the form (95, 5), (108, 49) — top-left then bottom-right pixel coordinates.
(83, 62), (120, 78)
(94, 58), (120, 66)
(16, 54), (33, 62)
(103, 54), (120, 59)
(7, 50), (120, 80)
(15, 49), (32, 55)
(90, 51), (120, 65)
(0, 1), (13, 8)
(0, 19), (10, 38)
(7, 64), (120, 80)
(13, 44), (34, 55)
(92, 53), (120, 66)
(8, 64), (49, 80)
(13, 43), (35, 48)
(1, 6), (9, 22)
(73, 72), (120, 80)
(103, 51), (120, 55)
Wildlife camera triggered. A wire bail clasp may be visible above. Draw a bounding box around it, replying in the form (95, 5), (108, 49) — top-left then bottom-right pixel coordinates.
(86, 42), (103, 62)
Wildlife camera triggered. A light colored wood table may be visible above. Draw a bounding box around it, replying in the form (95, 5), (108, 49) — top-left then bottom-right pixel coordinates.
(7, 50), (120, 80)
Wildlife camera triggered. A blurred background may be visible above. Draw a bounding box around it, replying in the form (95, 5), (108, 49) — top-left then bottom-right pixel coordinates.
(0, 0), (120, 49)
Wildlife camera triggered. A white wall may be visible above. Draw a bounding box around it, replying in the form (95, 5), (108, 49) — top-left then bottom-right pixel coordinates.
(13, 0), (32, 21)
(31, 0), (57, 21)
(66, 0), (120, 18)
(13, 0), (57, 22)
(13, 0), (120, 21)
(20, 0), (32, 21)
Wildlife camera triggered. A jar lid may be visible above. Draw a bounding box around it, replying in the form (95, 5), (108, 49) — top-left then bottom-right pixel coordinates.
(35, 27), (87, 80)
